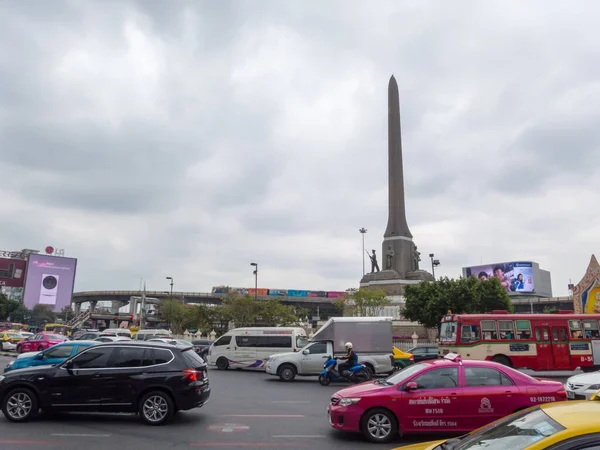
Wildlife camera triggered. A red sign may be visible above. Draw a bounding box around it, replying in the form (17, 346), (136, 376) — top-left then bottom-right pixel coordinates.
(0, 258), (27, 288)
(45, 246), (54, 255)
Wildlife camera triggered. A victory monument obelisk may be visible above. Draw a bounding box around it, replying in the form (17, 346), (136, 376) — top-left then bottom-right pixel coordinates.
(360, 75), (434, 295)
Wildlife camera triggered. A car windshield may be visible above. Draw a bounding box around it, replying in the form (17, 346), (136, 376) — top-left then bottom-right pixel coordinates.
(380, 362), (426, 385)
(296, 335), (309, 348)
(437, 407), (564, 450)
(47, 334), (64, 340)
(7, 333), (21, 338)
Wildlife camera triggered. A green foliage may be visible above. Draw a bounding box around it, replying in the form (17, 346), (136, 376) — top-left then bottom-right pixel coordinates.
(158, 293), (306, 333)
(159, 299), (198, 335)
(30, 304), (57, 325)
(403, 276), (513, 329)
(336, 288), (392, 317)
(0, 293), (25, 321)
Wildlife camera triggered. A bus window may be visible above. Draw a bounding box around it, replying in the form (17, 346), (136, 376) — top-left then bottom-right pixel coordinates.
(461, 325), (481, 343)
(498, 320), (514, 340)
(481, 320), (497, 340)
(569, 320), (583, 339)
(515, 320), (532, 340)
(440, 321), (457, 343)
(583, 320), (600, 338)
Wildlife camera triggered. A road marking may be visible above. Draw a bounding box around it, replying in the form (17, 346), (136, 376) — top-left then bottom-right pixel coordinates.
(219, 414), (304, 418)
(272, 435), (326, 438)
(0, 440), (62, 445)
(191, 443), (307, 447)
(51, 433), (111, 437)
(271, 400), (310, 404)
(208, 423), (249, 433)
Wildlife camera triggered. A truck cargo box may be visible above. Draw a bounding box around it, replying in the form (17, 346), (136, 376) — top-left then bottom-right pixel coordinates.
(310, 317), (392, 354)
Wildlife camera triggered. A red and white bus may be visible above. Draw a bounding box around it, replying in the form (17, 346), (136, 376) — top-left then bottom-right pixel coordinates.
(438, 310), (600, 372)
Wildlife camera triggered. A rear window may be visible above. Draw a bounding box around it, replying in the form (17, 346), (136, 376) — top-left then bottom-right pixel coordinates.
(181, 349), (206, 368)
(47, 334), (64, 340)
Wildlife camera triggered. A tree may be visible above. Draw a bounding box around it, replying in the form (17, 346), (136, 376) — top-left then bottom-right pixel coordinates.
(404, 276), (513, 329)
(256, 299), (307, 326)
(30, 304), (56, 325)
(221, 295), (261, 327)
(0, 293), (26, 321)
(336, 288), (391, 317)
(60, 306), (74, 322)
(158, 299), (197, 335)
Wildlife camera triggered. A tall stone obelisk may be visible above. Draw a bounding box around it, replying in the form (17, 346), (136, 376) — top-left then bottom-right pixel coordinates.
(360, 75), (433, 295)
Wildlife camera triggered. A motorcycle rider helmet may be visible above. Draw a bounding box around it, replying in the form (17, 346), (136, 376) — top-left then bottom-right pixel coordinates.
(345, 342), (353, 349)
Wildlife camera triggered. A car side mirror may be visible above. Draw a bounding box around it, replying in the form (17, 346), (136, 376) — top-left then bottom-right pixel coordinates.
(302, 349), (309, 355)
(405, 381), (418, 391)
(33, 353), (44, 360)
(64, 360), (74, 370)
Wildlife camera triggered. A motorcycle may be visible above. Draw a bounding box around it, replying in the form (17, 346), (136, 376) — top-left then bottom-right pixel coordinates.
(318, 356), (371, 386)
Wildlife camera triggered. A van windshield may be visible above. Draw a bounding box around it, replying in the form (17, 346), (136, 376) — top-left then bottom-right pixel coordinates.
(296, 335), (308, 348)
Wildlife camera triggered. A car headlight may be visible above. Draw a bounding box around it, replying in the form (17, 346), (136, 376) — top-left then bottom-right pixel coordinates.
(588, 384), (600, 390)
(339, 397), (361, 407)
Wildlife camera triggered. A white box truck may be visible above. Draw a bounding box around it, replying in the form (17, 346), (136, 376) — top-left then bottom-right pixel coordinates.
(265, 317), (395, 381)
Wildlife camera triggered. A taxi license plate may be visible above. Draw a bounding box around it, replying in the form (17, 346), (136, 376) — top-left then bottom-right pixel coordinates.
(567, 391), (575, 399)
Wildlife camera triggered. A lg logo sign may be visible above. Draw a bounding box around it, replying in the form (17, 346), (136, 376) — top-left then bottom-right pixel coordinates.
(45, 246), (65, 257)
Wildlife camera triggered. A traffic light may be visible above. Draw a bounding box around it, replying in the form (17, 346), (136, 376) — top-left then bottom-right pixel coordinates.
(129, 314), (134, 321)
(114, 316), (118, 323)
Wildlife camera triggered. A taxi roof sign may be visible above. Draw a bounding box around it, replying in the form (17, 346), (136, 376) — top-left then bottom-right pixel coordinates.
(444, 352), (462, 363)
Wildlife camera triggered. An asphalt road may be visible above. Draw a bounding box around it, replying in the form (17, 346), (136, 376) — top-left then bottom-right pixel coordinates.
(0, 355), (570, 450)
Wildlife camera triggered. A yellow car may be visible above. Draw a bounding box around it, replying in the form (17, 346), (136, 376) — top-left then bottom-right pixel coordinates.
(395, 399), (600, 450)
(392, 347), (414, 369)
(0, 331), (24, 352)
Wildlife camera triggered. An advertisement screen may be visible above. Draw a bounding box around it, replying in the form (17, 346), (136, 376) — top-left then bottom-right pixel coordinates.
(465, 261), (534, 293)
(0, 258), (26, 288)
(23, 254), (77, 311)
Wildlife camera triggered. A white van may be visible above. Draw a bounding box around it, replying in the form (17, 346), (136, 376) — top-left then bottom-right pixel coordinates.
(207, 327), (308, 371)
(132, 329), (172, 341)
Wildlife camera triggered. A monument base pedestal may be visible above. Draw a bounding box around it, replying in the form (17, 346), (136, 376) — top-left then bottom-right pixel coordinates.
(360, 269), (434, 296)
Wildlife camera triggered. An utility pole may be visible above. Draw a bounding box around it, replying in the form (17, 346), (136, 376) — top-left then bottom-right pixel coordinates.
(250, 263), (258, 300)
(429, 253), (440, 279)
(359, 228), (367, 276)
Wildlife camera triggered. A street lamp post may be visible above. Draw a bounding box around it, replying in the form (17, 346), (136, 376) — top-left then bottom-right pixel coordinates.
(359, 228), (367, 276)
(166, 276), (174, 298)
(429, 254), (440, 280)
(250, 263), (258, 300)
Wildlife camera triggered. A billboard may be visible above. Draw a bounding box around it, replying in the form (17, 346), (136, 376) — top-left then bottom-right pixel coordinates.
(23, 254), (77, 311)
(464, 261), (535, 293)
(0, 258), (26, 288)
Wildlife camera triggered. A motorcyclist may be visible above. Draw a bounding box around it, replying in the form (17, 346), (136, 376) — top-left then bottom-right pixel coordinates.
(337, 342), (358, 377)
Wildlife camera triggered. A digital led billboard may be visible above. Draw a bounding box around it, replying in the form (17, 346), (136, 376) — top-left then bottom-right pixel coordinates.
(464, 261), (535, 293)
(23, 254), (77, 311)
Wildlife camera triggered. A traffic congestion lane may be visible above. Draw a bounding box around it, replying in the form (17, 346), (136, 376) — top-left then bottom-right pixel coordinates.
(0, 356), (570, 449)
(0, 359), (436, 449)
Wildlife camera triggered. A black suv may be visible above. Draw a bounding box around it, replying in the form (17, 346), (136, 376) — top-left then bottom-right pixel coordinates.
(0, 341), (210, 425)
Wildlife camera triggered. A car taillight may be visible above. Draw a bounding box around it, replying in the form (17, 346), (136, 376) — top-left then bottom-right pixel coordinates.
(183, 369), (205, 382)
(409, 356), (414, 361)
(556, 389), (566, 397)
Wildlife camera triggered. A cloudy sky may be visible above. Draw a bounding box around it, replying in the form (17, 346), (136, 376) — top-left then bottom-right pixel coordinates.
(1, 0), (598, 297)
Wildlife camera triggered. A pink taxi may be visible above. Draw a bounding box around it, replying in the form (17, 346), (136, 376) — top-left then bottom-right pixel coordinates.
(16, 332), (67, 353)
(327, 354), (566, 443)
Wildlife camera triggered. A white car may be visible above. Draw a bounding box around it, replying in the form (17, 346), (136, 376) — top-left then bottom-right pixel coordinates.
(94, 336), (132, 342)
(565, 371), (600, 400)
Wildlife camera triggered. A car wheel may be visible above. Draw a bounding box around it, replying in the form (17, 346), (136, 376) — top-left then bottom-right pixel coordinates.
(37, 346), (44, 352)
(2, 388), (38, 423)
(15, 345), (21, 354)
(278, 364), (296, 382)
(216, 357), (229, 370)
(318, 374), (331, 386)
(0, 342), (5, 351)
(361, 408), (398, 443)
(139, 391), (175, 426)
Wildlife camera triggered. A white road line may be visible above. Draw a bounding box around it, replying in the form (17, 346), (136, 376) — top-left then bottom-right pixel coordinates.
(271, 400), (311, 404)
(51, 433), (111, 437)
(272, 435), (326, 438)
